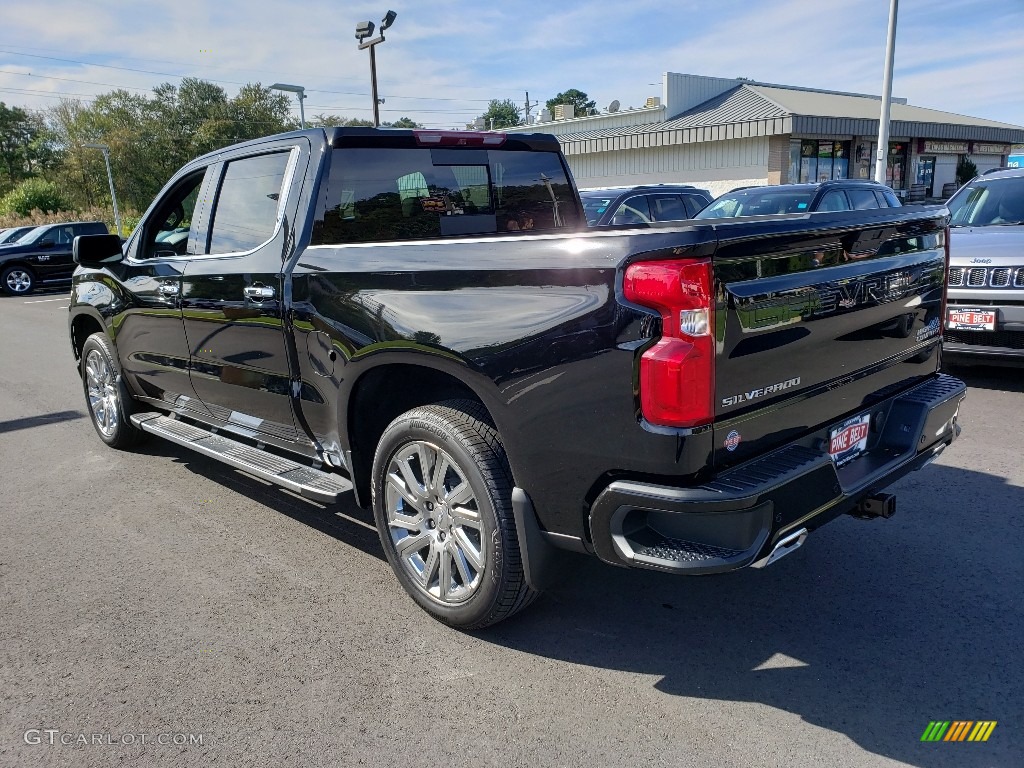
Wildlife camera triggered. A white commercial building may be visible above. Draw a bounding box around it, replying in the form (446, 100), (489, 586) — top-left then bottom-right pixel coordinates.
(507, 73), (1024, 198)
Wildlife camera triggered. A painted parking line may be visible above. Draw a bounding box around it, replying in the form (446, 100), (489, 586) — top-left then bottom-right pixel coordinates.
(23, 297), (68, 304)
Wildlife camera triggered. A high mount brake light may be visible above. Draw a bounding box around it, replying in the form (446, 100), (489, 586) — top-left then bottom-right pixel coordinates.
(413, 131), (506, 147)
(623, 258), (715, 428)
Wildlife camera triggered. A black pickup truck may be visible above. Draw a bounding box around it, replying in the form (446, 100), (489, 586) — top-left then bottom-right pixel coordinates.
(69, 127), (965, 628)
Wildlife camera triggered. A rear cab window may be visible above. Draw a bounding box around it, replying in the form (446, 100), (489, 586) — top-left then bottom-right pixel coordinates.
(314, 140), (581, 244)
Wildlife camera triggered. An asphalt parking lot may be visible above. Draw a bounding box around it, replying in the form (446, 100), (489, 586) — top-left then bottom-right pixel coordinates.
(0, 288), (1020, 768)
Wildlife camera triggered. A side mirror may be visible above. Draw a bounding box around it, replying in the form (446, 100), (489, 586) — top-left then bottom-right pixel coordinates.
(74, 234), (124, 267)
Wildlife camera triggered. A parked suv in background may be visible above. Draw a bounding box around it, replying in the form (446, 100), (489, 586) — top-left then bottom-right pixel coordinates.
(580, 184), (713, 226)
(943, 167), (1024, 364)
(0, 221), (109, 295)
(694, 180), (901, 219)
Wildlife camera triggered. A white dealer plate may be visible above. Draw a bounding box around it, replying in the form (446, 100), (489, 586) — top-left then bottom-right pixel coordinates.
(829, 413), (871, 466)
(947, 308), (996, 331)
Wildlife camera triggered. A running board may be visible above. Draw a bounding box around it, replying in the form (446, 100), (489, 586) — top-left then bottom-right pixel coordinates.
(130, 413), (352, 503)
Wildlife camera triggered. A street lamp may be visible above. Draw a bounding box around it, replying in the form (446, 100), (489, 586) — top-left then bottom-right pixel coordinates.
(82, 143), (122, 238)
(270, 83), (307, 129)
(874, 0), (899, 185)
(355, 10), (397, 127)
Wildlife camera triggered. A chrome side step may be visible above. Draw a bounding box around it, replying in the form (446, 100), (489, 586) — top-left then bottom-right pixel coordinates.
(750, 528), (808, 569)
(130, 413), (352, 503)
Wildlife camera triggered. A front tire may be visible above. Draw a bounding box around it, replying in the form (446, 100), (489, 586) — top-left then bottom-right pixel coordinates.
(80, 332), (146, 449)
(2, 265), (35, 295)
(371, 400), (538, 629)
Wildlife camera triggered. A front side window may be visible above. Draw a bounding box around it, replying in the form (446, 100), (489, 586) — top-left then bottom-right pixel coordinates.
(139, 169), (207, 259)
(649, 195), (688, 222)
(207, 152), (291, 254)
(610, 196), (652, 225)
(818, 190), (851, 212)
(314, 147), (579, 244)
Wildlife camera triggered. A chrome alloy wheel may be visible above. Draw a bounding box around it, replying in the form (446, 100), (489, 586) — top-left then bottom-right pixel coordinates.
(4, 268), (32, 293)
(384, 440), (486, 604)
(84, 349), (120, 437)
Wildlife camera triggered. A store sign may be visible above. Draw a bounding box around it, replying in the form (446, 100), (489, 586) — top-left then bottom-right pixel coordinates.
(920, 140), (968, 154)
(972, 143), (1010, 155)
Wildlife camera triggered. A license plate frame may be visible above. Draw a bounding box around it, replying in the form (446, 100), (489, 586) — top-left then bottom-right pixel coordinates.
(829, 413), (872, 467)
(946, 308), (996, 331)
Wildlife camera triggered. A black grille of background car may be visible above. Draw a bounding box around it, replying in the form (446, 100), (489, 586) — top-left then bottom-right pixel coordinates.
(945, 330), (1024, 350)
(948, 266), (1024, 288)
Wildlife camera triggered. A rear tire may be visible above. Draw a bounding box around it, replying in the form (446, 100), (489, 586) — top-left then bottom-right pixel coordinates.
(2, 265), (35, 295)
(80, 332), (147, 449)
(371, 399), (538, 629)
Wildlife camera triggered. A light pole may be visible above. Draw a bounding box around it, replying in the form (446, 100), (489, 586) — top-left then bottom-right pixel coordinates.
(270, 83), (306, 129)
(356, 10), (397, 128)
(874, 0), (899, 185)
(82, 143), (122, 238)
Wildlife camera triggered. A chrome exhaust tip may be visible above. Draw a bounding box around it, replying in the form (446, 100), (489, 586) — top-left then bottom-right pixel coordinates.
(750, 527), (808, 569)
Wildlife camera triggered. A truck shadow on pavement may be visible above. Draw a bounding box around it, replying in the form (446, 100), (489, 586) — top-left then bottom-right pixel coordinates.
(137, 438), (386, 563)
(482, 463), (1023, 768)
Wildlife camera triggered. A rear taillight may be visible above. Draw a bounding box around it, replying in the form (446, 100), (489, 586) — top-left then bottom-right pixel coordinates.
(623, 258), (714, 428)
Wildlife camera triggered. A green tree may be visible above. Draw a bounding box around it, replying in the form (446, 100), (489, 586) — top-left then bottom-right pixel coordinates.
(385, 117), (422, 129)
(545, 89), (596, 117)
(0, 102), (47, 190)
(476, 99), (522, 130)
(0, 177), (71, 216)
(956, 157), (978, 186)
(308, 114), (374, 128)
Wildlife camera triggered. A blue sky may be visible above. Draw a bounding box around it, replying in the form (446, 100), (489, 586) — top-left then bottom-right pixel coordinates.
(1, 0), (1022, 130)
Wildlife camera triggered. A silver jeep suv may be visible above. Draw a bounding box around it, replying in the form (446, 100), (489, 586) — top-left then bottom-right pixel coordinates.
(944, 167), (1024, 364)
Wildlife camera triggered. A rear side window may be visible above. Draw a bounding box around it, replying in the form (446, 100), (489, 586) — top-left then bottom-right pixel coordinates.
(314, 147), (580, 244)
(207, 152), (291, 254)
(75, 222), (108, 236)
(848, 189), (880, 210)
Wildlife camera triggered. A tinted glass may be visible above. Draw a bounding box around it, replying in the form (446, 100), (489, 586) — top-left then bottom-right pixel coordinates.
(315, 148), (579, 244)
(848, 189), (880, 210)
(682, 194), (706, 217)
(818, 190), (851, 212)
(207, 152), (291, 254)
(649, 195), (688, 222)
(144, 170), (207, 258)
(948, 176), (1024, 226)
(610, 196), (652, 225)
(881, 188), (901, 207)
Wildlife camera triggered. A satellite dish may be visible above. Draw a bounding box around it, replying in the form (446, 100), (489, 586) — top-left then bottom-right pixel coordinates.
(607, 100), (621, 113)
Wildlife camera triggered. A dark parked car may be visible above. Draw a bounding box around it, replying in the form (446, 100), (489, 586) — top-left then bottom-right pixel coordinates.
(695, 180), (902, 219)
(580, 184), (713, 226)
(0, 226), (36, 246)
(943, 167), (1024, 363)
(0, 221), (109, 295)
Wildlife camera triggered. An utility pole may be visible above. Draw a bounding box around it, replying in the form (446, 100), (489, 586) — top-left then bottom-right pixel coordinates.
(874, 0), (898, 185)
(523, 91), (539, 125)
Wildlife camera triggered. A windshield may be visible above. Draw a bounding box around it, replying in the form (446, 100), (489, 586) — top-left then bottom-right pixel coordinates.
(579, 192), (616, 225)
(0, 227), (29, 244)
(15, 225), (49, 244)
(695, 189), (814, 219)
(948, 176), (1024, 226)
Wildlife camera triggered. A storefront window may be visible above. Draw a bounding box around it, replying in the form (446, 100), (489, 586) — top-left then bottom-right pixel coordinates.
(869, 142), (909, 189)
(792, 139), (851, 183)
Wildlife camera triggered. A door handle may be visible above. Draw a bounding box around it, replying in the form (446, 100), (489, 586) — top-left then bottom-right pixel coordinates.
(157, 283), (179, 296)
(244, 285), (276, 300)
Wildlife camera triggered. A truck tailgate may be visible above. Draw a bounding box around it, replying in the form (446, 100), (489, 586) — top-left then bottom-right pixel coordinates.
(711, 210), (948, 469)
